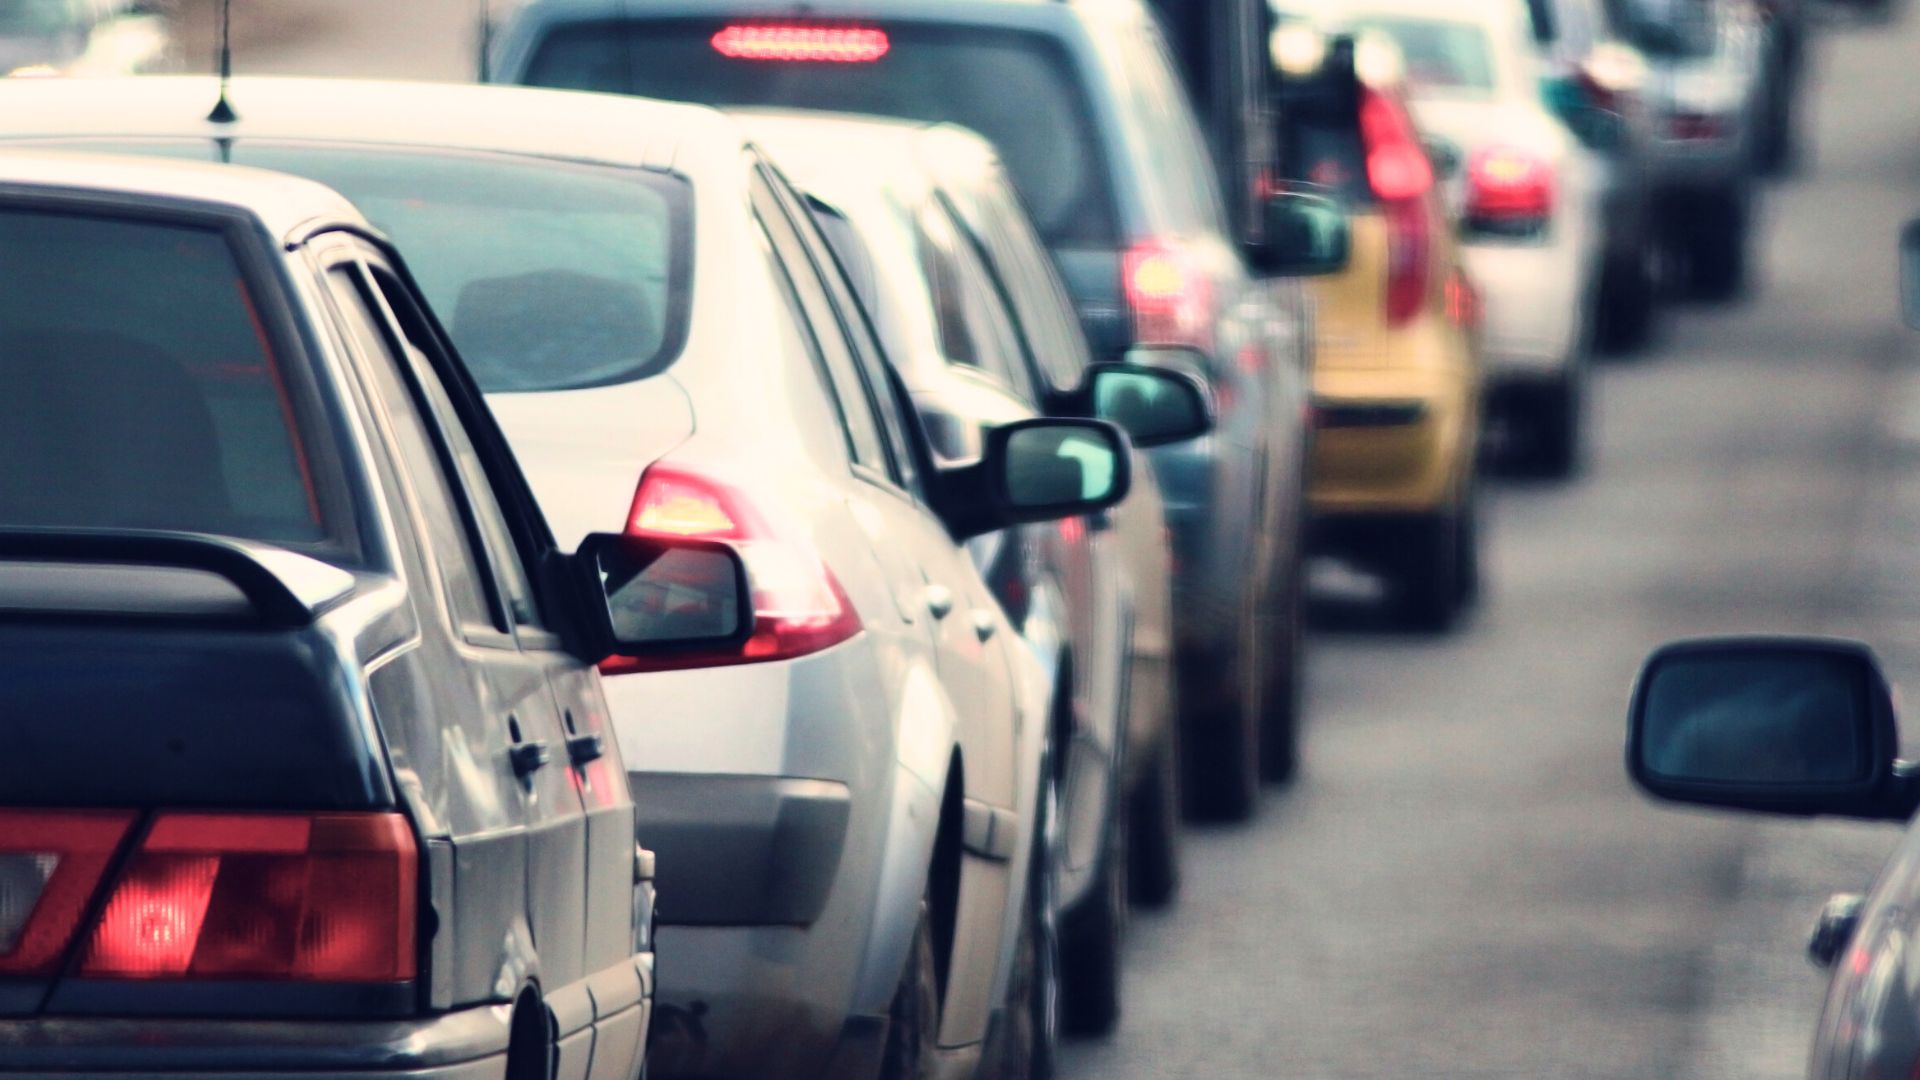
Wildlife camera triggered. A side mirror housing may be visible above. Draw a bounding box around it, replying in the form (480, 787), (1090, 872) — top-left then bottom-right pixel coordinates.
(1901, 218), (1920, 329)
(934, 419), (1132, 539)
(1626, 636), (1908, 820)
(1067, 350), (1215, 448)
(1253, 188), (1351, 277)
(572, 532), (753, 661)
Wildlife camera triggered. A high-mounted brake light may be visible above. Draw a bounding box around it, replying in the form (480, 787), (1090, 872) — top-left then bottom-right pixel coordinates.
(605, 465), (861, 674)
(1123, 240), (1213, 347)
(0, 810), (135, 976)
(77, 812), (416, 982)
(711, 24), (890, 63)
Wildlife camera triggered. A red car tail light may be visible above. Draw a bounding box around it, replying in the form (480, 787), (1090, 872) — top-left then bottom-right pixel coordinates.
(711, 24), (890, 63)
(1123, 239), (1213, 347)
(1466, 146), (1555, 234)
(1667, 112), (1729, 141)
(0, 810), (135, 976)
(603, 465), (862, 674)
(1358, 87), (1433, 327)
(76, 812), (416, 982)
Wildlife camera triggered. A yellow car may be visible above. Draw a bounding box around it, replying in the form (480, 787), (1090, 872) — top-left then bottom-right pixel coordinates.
(1272, 25), (1485, 630)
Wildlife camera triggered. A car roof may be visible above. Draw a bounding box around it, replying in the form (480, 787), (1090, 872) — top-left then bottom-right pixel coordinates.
(1272, 0), (1526, 28)
(737, 109), (1003, 198)
(0, 147), (366, 239)
(0, 76), (747, 179)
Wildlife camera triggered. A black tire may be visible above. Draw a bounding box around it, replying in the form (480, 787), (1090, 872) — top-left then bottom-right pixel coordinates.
(1596, 248), (1657, 355)
(1127, 730), (1181, 907)
(878, 903), (940, 1080)
(1259, 549), (1305, 784)
(999, 775), (1059, 1080)
(1391, 508), (1467, 633)
(1180, 596), (1262, 822)
(1688, 190), (1750, 302)
(1529, 375), (1583, 480)
(1060, 795), (1125, 1036)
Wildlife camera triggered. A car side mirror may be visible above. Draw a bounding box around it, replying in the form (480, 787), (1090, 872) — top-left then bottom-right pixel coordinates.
(933, 419), (1132, 539)
(1077, 353), (1214, 448)
(573, 532), (753, 659)
(1900, 218), (1920, 329)
(1626, 636), (1907, 820)
(1255, 189), (1350, 277)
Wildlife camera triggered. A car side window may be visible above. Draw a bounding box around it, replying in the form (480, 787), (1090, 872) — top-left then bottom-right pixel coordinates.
(1122, 26), (1231, 238)
(750, 171), (895, 480)
(918, 202), (1035, 403)
(325, 262), (507, 639)
(946, 184), (1094, 399)
(362, 261), (549, 634)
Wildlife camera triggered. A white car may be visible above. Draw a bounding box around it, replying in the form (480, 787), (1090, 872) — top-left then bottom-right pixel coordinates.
(0, 75), (1165, 1080)
(0, 0), (167, 78)
(1278, 0), (1608, 467)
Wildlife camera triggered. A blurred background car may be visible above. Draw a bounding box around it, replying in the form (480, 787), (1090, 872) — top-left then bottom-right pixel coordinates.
(0, 75), (1152, 1080)
(0, 150), (684, 1080)
(1744, 0), (1809, 174)
(492, 0), (1342, 823)
(1268, 26), (1487, 629)
(1528, 0), (1665, 351)
(1277, 0), (1605, 478)
(1610, 0), (1769, 298)
(745, 112), (1217, 1036)
(0, 0), (167, 77)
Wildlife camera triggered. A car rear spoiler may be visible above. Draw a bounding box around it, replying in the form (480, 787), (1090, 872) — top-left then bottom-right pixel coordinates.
(0, 528), (355, 628)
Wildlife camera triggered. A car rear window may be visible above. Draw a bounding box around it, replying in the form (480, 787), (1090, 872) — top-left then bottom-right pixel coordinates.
(234, 144), (694, 393)
(1610, 0), (1717, 58)
(520, 19), (1118, 247)
(0, 208), (334, 547)
(0, 0), (78, 36)
(1354, 17), (1499, 95)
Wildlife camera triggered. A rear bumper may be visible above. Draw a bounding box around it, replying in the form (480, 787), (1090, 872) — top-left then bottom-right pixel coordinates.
(1310, 368), (1473, 516)
(0, 1004), (509, 1077)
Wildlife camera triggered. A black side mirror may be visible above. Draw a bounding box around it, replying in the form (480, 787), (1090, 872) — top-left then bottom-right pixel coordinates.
(1626, 636), (1906, 820)
(1254, 189), (1351, 277)
(1072, 349), (1215, 448)
(934, 419), (1133, 539)
(1900, 218), (1920, 329)
(573, 532), (753, 661)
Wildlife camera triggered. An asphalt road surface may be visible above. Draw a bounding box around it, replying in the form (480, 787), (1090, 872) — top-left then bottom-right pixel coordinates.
(178, 2), (1920, 1075)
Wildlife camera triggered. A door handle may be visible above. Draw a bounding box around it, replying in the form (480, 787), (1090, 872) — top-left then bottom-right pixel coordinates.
(510, 741), (551, 778)
(1087, 510), (1116, 533)
(565, 733), (605, 767)
(971, 610), (998, 642)
(924, 584), (955, 620)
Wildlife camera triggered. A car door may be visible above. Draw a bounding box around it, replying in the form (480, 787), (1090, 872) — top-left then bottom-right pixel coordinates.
(319, 250), (600, 1078)
(351, 254), (646, 1080)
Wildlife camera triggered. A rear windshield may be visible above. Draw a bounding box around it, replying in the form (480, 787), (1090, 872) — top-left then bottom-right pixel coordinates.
(521, 19), (1118, 247)
(1609, 0), (1717, 57)
(0, 0), (78, 37)
(0, 209), (333, 547)
(236, 144), (694, 393)
(1355, 17), (1499, 95)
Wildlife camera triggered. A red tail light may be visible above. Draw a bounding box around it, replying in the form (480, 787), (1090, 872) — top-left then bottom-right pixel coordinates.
(604, 465), (862, 675)
(1123, 240), (1213, 347)
(1466, 147), (1555, 234)
(1667, 112), (1728, 141)
(711, 24), (890, 63)
(74, 812), (416, 982)
(0, 810), (135, 976)
(1357, 87), (1432, 327)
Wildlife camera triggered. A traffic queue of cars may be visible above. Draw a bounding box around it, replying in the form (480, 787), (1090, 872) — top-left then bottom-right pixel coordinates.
(0, 0), (1822, 1078)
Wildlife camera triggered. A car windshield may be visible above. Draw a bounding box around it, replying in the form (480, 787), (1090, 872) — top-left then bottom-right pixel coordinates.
(1353, 17), (1501, 95)
(235, 143), (694, 393)
(0, 0), (75, 37)
(0, 208), (334, 547)
(520, 19), (1118, 248)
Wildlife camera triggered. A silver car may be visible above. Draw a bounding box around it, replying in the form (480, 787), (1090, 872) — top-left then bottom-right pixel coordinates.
(0, 76), (1151, 1080)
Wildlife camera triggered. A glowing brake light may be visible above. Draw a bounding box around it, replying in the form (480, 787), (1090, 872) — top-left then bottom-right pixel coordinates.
(1357, 87), (1432, 327)
(606, 465), (862, 674)
(711, 24), (890, 63)
(1466, 147), (1555, 234)
(1123, 240), (1213, 347)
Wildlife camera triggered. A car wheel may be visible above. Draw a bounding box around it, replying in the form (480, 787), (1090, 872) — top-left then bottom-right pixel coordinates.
(999, 771), (1060, 1080)
(1596, 247), (1657, 354)
(1127, 730), (1181, 907)
(1688, 189), (1750, 301)
(1259, 543), (1305, 783)
(1060, 786), (1126, 1036)
(878, 902), (940, 1080)
(1529, 373), (1583, 480)
(1181, 593), (1263, 821)
(1391, 504), (1468, 633)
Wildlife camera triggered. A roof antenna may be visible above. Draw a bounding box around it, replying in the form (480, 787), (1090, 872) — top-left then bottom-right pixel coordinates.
(207, 0), (237, 124)
(478, 0), (492, 82)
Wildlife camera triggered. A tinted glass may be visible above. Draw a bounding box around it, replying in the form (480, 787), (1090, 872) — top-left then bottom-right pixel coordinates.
(1640, 653), (1870, 785)
(522, 20), (1117, 247)
(1356, 18), (1499, 94)
(236, 144), (693, 393)
(1611, 0), (1717, 57)
(0, 209), (331, 547)
(0, 0), (78, 36)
